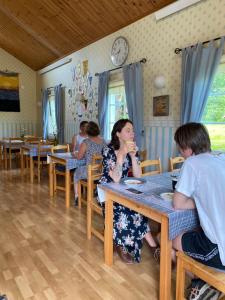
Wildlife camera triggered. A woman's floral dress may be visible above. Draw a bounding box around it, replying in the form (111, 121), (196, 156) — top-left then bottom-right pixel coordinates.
(99, 145), (150, 263)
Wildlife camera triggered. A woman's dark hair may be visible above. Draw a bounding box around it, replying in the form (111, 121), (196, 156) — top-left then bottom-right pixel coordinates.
(174, 122), (211, 155)
(80, 121), (88, 129)
(86, 121), (100, 137)
(109, 119), (133, 150)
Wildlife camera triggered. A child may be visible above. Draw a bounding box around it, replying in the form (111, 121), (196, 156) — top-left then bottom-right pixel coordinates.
(172, 122), (225, 300)
(71, 121), (88, 152)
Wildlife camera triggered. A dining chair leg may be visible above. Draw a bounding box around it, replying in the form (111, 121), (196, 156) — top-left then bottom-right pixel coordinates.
(53, 166), (57, 194)
(9, 149), (12, 169)
(87, 202), (92, 239)
(78, 181), (82, 209)
(176, 253), (186, 300)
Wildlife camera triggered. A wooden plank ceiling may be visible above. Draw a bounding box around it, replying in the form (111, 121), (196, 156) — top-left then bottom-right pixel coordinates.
(0, 0), (176, 71)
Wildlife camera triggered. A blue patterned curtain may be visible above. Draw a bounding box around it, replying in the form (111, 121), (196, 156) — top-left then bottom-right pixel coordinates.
(42, 89), (49, 139)
(123, 62), (144, 149)
(181, 37), (225, 124)
(54, 85), (64, 144)
(98, 71), (109, 139)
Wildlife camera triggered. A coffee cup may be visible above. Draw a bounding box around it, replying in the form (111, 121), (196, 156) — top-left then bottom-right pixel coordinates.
(126, 141), (136, 153)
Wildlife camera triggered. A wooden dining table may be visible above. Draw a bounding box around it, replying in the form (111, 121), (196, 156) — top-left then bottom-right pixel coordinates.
(0, 139), (24, 169)
(20, 144), (53, 183)
(99, 172), (199, 300)
(48, 152), (86, 207)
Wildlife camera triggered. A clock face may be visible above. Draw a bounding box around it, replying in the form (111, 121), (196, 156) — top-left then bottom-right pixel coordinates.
(111, 37), (129, 67)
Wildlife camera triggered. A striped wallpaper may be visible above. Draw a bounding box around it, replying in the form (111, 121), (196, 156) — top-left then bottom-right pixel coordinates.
(0, 121), (39, 139)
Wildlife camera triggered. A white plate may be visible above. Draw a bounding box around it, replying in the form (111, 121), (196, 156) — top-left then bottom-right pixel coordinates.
(124, 179), (143, 185)
(160, 192), (174, 201)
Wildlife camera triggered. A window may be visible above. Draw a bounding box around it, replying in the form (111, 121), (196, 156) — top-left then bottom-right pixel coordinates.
(47, 93), (57, 138)
(106, 81), (128, 140)
(201, 57), (225, 151)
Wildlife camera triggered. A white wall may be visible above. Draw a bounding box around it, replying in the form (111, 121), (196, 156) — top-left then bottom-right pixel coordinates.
(0, 48), (38, 138)
(37, 0), (225, 170)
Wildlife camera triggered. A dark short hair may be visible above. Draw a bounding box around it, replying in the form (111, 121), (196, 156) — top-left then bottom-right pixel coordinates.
(80, 121), (88, 129)
(174, 122), (211, 154)
(109, 119), (133, 150)
(86, 121), (100, 137)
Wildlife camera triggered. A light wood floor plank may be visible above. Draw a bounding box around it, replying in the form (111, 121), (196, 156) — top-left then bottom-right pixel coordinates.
(0, 168), (177, 299)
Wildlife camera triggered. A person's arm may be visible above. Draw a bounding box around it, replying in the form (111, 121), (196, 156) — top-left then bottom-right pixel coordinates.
(77, 142), (87, 160)
(130, 155), (141, 178)
(173, 191), (196, 210)
(109, 150), (126, 183)
(72, 135), (77, 152)
(128, 142), (141, 178)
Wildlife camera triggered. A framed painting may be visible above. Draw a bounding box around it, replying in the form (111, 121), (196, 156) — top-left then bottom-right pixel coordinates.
(153, 95), (169, 116)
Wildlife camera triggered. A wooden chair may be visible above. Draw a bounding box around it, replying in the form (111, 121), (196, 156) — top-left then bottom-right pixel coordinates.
(78, 154), (103, 208)
(139, 149), (147, 162)
(51, 144), (70, 194)
(24, 136), (42, 144)
(8, 137), (24, 169)
(140, 158), (162, 176)
(86, 163), (104, 242)
(169, 156), (184, 172)
(176, 251), (225, 300)
(33, 141), (53, 183)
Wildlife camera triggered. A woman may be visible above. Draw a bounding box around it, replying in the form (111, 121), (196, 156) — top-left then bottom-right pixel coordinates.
(74, 121), (106, 204)
(71, 120), (88, 152)
(98, 119), (159, 264)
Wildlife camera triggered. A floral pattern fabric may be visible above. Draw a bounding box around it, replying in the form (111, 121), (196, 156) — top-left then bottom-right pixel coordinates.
(99, 145), (149, 262)
(74, 138), (106, 183)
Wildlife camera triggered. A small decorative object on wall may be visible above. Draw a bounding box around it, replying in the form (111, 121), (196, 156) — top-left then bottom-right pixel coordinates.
(68, 60), (98, 123)
(153, 95), (169, 116)
(0, 70), (20, 112)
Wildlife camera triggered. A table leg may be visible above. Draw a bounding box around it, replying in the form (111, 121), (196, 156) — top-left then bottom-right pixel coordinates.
(65, 170), (70, 208)
(49, 160), (54, 197)
(30, 156), (34, 183)
(159, 218), (172, 300)
(4, 147), (7, 169)
(21, 148), (24, 176)
(104, 193), (113, 266)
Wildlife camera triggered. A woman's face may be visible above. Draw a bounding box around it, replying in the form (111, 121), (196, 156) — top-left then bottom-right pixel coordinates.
(117, 122), (135, 142)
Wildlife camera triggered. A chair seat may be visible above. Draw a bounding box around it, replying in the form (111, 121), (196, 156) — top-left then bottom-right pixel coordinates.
(55, 164), (66, 172)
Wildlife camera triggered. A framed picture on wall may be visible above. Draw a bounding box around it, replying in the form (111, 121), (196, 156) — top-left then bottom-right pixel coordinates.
(153, 95), (169, 116)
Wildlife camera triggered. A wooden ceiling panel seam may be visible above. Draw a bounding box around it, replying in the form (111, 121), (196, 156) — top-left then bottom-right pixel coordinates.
(0, 0), (177, 70)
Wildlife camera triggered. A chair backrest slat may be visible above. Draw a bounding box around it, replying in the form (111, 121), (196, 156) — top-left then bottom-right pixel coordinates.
(140, 158), (162, 176)
(169, 156), (184, 172)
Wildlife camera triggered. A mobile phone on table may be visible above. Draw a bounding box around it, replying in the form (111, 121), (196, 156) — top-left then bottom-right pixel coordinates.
(126, 188), (143, 194)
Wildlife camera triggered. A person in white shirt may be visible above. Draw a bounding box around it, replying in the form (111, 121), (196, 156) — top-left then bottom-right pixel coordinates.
(172, 122), (225, 300)
(71, 121), (88, 152)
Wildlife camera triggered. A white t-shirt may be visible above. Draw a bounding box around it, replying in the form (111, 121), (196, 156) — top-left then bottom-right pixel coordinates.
(176, 152), (225, 266)
(73, 134), (87, 151)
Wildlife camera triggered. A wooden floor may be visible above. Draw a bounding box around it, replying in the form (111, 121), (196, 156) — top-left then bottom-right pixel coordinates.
(0, 167), (177, 300)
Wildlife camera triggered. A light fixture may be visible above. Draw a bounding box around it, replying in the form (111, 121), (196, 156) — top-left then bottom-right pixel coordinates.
(38, 57), (72, 75)
(155, 0), (202, 21)
(154, 75), (166, 89)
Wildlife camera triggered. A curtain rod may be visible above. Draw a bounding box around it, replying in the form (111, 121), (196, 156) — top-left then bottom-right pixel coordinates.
(175, 36), (223, 54)
(47, 83), (62, 90)
(95, 58), (147, 76)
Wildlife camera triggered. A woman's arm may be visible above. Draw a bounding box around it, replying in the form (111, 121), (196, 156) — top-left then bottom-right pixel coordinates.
(72, 135), (77, 152)
(77, 142), (87, 160)
(130, 156), (141, 178)
(109, 150), (125, 183)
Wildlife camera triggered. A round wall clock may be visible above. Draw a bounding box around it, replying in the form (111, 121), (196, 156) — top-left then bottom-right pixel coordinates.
(111, 36), (129, 67)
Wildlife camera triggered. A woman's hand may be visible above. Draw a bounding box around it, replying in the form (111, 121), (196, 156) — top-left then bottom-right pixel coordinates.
(125, 141), (137, 158)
